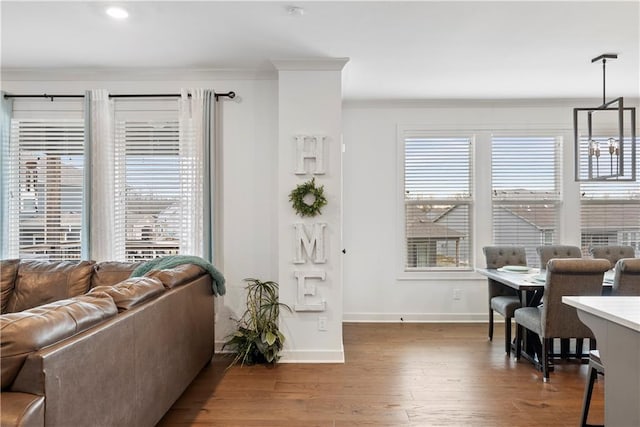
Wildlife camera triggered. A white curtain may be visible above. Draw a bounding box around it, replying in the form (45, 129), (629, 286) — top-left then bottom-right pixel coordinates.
(0, 92), (14, 258)
(179, 89), (215, 261)
(86, 89), (117, 261)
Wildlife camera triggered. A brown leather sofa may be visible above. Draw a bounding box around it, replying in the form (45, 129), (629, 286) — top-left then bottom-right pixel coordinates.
(1, 259), (215, 427)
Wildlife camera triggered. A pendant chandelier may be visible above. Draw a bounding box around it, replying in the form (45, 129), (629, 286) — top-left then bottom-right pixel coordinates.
(573, 53), (636, 181)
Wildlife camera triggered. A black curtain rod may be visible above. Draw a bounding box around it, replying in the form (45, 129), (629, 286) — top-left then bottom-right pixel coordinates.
(3, 91), (236, 101)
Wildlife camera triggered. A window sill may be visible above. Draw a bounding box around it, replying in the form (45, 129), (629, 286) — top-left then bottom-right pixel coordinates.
(397, 269), (482, 281)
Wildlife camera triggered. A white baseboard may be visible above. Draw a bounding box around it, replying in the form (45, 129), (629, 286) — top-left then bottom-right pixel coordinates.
(342, 312), (489, 323)
(214, 342), (346, 363)
(279, 348), (345, 364)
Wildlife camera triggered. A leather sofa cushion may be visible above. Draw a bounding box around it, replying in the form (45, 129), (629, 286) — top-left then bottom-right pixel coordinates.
(0, 292), (117, 390)
(90, 277), (165, 311)
(145, 264), (205, 289)
(1, 259), (19, 314)
(0, 392), (44, 427)
(6, 260), (96, 313)
(91, 261), (142, 288)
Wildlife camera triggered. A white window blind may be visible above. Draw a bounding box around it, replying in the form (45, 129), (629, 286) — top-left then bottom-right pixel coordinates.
(114, 120), (182, 262)
(580, 137), (640, 256)
(491, 136), (561, 267)
(404, 136), (472, 270)
(7, 119), (84, 260)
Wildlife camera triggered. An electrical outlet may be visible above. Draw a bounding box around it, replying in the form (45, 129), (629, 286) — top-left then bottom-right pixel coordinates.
(318, 316), (328, 331)
(452, 289), (462, 301)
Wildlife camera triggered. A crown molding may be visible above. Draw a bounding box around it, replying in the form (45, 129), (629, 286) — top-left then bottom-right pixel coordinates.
(343, 97), (640, 109)
(1, 68), (277, 82)
(271, 58), (350, 71)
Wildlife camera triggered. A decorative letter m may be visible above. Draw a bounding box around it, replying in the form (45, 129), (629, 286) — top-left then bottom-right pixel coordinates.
(293, 223), (326, 264)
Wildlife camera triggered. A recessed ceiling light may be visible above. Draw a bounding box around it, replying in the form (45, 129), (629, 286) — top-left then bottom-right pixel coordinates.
(106, 6), (129, 20)
(286, 6), (304, 17)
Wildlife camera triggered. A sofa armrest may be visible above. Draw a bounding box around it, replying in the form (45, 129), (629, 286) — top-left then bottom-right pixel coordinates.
(145, 264), (206, 289)
(7, 274), (214, 427)
(0, 392), (44, 427)
(1, 293), (117, 390)
(9, 314), (138, 426)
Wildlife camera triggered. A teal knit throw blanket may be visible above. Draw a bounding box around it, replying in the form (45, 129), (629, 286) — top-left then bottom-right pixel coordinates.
(130, 255), (226, 296)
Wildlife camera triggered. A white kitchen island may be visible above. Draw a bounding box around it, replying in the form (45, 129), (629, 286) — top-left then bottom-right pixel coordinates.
(562, 296), (640, 427)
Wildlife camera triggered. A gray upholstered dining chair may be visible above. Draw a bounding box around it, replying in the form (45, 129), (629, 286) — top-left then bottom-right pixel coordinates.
(536, 245), (582, 270)
(590, 245), (636, 270)
(611, 257), (640, 296)
(536, 245), (584, 356)
(482, 246), (526, 355)
(514, 258), (610, 382)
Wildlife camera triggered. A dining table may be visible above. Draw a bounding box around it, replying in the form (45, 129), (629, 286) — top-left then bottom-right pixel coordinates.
(476, 266), (614, 368)
(477, 266), (614, 295)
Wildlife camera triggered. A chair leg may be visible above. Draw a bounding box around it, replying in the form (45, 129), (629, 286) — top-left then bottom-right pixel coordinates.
(576, 338), (584, 358)
(579, 365), (599, 427)
(488, 309), (494, 341)
(542, 338), (551, 382)
(515, 324), (522, 360)
(561, 338), (570, 359)
(504, 317), (512, 355)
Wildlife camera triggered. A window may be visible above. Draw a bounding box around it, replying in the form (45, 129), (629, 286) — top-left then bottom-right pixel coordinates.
(7, 119), (85, 260)
(112, 98), (202, 263)
(3, 98), (206, 262)
(580, 137), (640, 256)
(404, 135), (473, 270)
(114, 118), (183, 261)
(491, 136), (561, 267)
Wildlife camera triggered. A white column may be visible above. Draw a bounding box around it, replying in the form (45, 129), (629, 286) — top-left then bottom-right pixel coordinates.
(273, 58), (349, 363)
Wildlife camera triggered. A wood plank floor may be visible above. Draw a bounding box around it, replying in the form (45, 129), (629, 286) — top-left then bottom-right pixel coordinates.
(158, 323), (604, 426)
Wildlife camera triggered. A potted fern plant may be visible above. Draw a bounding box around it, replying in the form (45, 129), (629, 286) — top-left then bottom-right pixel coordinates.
(223, 278), (291, 366)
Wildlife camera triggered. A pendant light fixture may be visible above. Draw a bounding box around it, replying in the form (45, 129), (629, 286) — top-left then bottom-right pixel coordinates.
(573, 54), (636, 181)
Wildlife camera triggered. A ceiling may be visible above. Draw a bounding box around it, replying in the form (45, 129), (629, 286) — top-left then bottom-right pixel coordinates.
(2, 1), (639, 100)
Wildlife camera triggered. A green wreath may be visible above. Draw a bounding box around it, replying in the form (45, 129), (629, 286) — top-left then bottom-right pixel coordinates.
(289, 178), (327, 217)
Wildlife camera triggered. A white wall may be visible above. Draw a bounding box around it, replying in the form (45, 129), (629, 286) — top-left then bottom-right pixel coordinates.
(274, 61), (347, 362)
(341, 99), (638, 322)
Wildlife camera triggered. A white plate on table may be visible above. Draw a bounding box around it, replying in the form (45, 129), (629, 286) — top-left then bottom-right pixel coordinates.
(497, 265), (531, 273)
(532, 273), (546, 283)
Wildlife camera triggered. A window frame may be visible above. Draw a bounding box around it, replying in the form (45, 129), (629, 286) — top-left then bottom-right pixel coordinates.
(397, 127), (476, 278)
